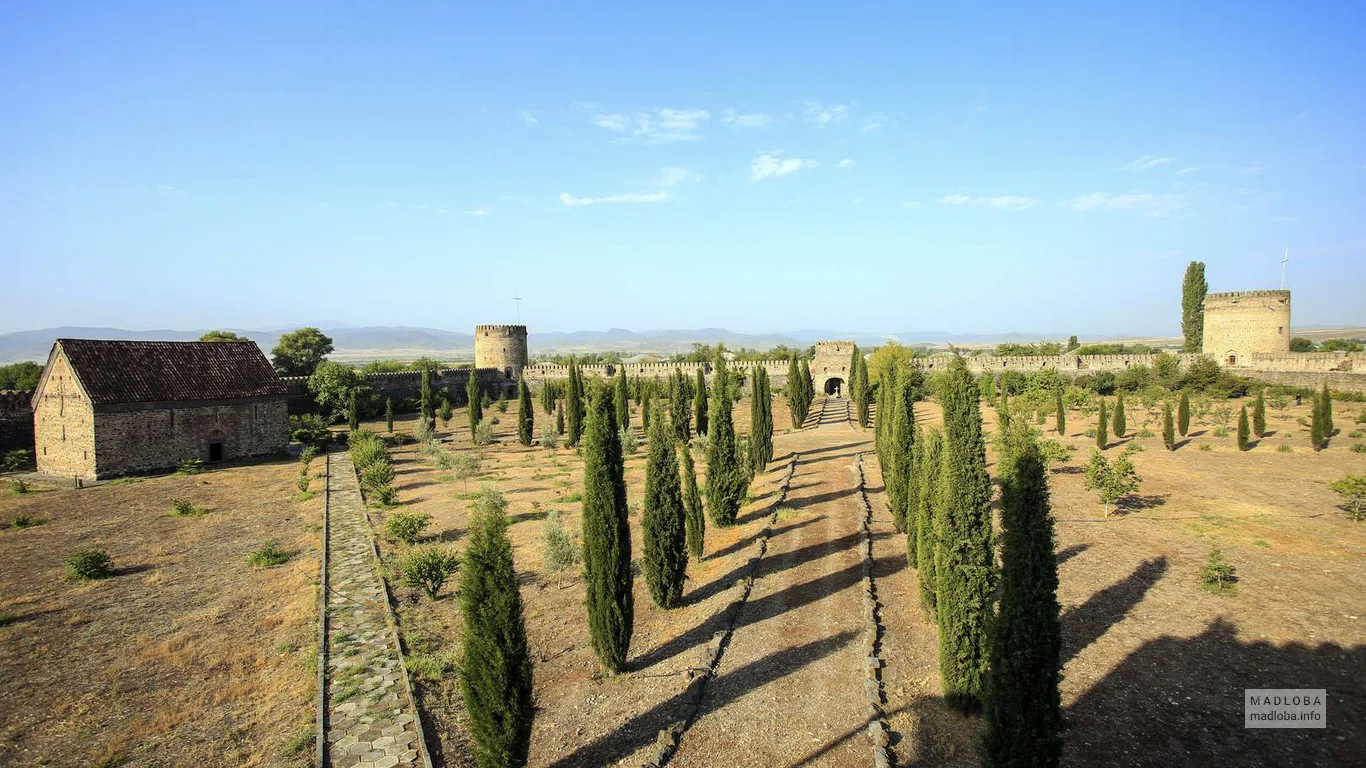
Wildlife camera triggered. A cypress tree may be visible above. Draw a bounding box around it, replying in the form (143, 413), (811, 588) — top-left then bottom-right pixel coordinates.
(856, 355), (872, 427)
(642, 412), (687, 609)
(580, 386), (633, 673)
(458, 491), (534, 768)
(1311, 391), (1325, 451)
(694, 367), (709, 437)
(615, 366), (630, 432)
(1321, 381), (1334, 437)
(467, 369), (483, 438)
(982, 424), (1062, 768)
(565, 358), (583, 447)
(799, 359), (814, 416)
(541, 379), (555, 415)
(641, 381), (652, 430)
(885, 374), (917, 533)
(1237, 405), (1250, 451)
(517, 379), (534, 446)
(749, 367), (774, 473)
(786, 355), (804, 428)
(905, 425), (922, 560)
(671, 368), (691, 442)
(915, 429), (943, 617)
(385, 396), (394, 434)
(1113, 392), (1127, 439)
(420, 369), (433, 426)
(1178, 390), (1191, 437)
(1162, 400), (1175, 451)
(934, 356), (995, 712)
(1252, 389), (1266, 438)
(1181, 260), (1208, 352)
(556, 403), (565, 435)
(681, 445), (704, 560)
(1096, 398), (1108, 450)
(348, 389), (360, 432)
(705, 356), (746, 526)
(1054, 390), (1066, 436)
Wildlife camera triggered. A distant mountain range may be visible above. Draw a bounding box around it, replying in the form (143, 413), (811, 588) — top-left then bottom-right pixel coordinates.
(3, 324), (1361, 365)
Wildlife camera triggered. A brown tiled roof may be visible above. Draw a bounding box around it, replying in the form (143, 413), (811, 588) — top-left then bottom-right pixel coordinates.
(57, 339), (288, 405)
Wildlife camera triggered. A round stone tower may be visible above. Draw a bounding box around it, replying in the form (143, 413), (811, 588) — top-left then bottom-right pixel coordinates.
(1202, 290), (1290, 366)
(474, 325), (529, 382)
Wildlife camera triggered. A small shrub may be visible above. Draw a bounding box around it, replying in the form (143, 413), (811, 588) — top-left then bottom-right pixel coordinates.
(299, 445), (319, 467)
(1083, 427), (1097, 438)
(414, 416), (435, 444)
(1357, 410), (1366, 424)
(1212, 426), (1229, 438)
(1295, 416), (1309, 427)
(1277, 444), (1293, 453)
(406, 651), (458, 684)
(3, 448), (31, 472)
(1329, 474), (1366, 521)
(474, 419), (496, 447)
(542, 510), (580, 574)
(1199, 443), (1213, 452)
(385, 509), (432, 543)
(295, 472), (311, 493)
(1349, 430), (1364, 439)
(1353, 444), (1366, 454)
(1038, 439), (1070, 466)
(399, 545), (460, 599)
(8, 514), (42, 530)
(1200, 546), (1237, 594)
(64, 547), (113, 581)
(175, 458), (203, 475)
(1138, 428), (1155, 439)
(540, 427), (559, 450)
(247, 541), (290, 568)
(360, 460), (395, 492)
(8, 479), (29, 495)
(369, 484), (398, 506)
(554, 492), (582, 504)
(169, 498), (207, 517)
(619, 427), (638, 455)
(496, 398), (509, 413)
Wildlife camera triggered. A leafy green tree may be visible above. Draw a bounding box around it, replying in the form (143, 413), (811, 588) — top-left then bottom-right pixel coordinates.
(1162, 401), (1175, 451)
(983, 423), (1063, 768)
(915, 429), (943, 617)
(466, 369), (483, 439)
(1290, 337), (1316, 352)
(705, 357), (746, 526)
(199, 330), (245, 342)
(642, 412), (687, 609)
(1328, 474), (1366, 521)
(1181, 261), (1208, 352)
(580, 386), (633, 673)
(517, 379), (534, 446)
(271, 327), (334, 376)
(1237, 405), (1250, 451)
(1066, 335), (1079, 352)
(1083, 448), (1141, 516)
(458, 489), (534, 768)
(933, 356), (995, 712)
(1178, 390), (1191, 436)
(565, 358), (584, 447)
(1096, 398), (1108, 450)
(614, 366), (630, 431)
(670, 368), (692, 442)
(0, 361), (42, 391)
(348, 390), (360, 431)
(385, 397), (394, 434)
(307, 360), (369, 424)
(681, 445), (705, 559)
(1321, 338), (1365, 352)
(1112, 392), (1126, 438)
(438, 396), (453, 427)
(694, 368), (709, 437)
(1252, 389), (1266, 438)
(1054, 390), (1066, 436)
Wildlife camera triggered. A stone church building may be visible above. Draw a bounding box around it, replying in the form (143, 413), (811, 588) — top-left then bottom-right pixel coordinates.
(31, 339), (290, 479)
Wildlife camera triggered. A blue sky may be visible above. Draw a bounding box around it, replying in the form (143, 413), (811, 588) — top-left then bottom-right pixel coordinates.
(2, 1), (1364, 338)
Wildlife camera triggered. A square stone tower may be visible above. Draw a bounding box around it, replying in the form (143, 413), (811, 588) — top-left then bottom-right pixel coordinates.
(1202, 290), (1290, 366)
(811, 340), (855, 396)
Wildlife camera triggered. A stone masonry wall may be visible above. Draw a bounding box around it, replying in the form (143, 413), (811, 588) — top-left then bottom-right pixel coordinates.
(1202, 290), (1291, 363)
(0, 391), (34, 455)
(281, 368), (508, 415)
(474, 325), (529, 381)
(92, 398), (290, 478)
(32, 352), (97, 478)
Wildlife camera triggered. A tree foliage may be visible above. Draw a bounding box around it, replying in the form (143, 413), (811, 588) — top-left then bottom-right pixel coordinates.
(705, 356), (747, 526)
(1181, 261), (1208, 352)
(308, 360), (370, 424)
(1083, 447), (1141, 516)
(517, 379), (534, 446)
(271, 327), (334, 376)
(914, 429), (943, 617)
(693, 367), (709, 437)
(681, 445), (705, 559)
(200, 330), (245, 342)
(580, 386), (633, 672)
(642, 412), (687, 609)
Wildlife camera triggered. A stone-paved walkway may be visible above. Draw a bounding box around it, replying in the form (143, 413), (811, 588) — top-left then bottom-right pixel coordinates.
(325, 452), (425, 768)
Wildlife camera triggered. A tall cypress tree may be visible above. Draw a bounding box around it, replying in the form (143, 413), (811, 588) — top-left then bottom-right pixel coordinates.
(1096, 398), (1108, 450)
(517, 379), (534, 446)
(786, 355), (804, 428)
(681, 445), (705, 560)
(1252, 389), (1266, 438)
(1113, 392), (1127, 439)
(694, 367), (709, 437)
(1054, 390), (1066, 436)
(541, 379), (556, 414)
(555, 403), (565, 435)
(458, 491), (534, 768)
(799, 359), (814, 417)
(934, 356), (995, 712)
(1162, 400), (1176, 451)
(642, 412), (687, 609)
(705, 356), (746, 526)
(749, 367), (774, 473)
(420, 369), (434, 428)
(1320, 381), (1334, 437)
(580, 386), (633, 673)
(1237, 405), (1250, 451)
(885, 374), (917, 533)
(1178, 390), (1191, 437)
(385, 396), (394, 434)
(982, 424), (1062, 768)
(1311, 390), (1325, 451)
(670, 368), (691, 442)
(615, 366), (630, 432)
(565, 357), (583, 447)
(856, 355), (872, 427)
(915, 429), (943, 617)
(905, 425), (922, 560)
(1181, 260), (1208, 352)
(467, 369), (483, 438)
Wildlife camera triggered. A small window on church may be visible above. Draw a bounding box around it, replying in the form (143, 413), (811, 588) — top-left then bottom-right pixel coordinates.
(1278, 327), (1284, 334)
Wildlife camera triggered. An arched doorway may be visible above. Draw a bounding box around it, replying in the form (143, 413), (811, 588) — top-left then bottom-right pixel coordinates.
(205, 429), (226, 463)
(1225, 352), (1237, 366)
(824, 377), (844, 396)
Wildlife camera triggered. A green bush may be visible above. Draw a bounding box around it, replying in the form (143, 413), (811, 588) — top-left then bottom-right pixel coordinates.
(399, 545), (461, 599)
(175, 458), (204, 475)
(540, 427), (559, 450)
(299, 445), (319, 466)
(247, 541), (290, 568)
(295, 472), (311, 493)
(1200, 546), (1237, 594)
(360, 460), (395, 492)
(1212, 426), (1229, 438)
(9, 513), (42, 530)
(474, 419), (496, 447)
(1277, 445), (1293, 453)
(1352, 444), (1366, 454)
(1349, 430), (1364, 439)
(385, 509), (431, 543)
(8, 479), (29, 495)
(1199, 443), (1213, 451)
(3, 448), (31, 472)
(64, 547), (114, 581)
(619, 427), (638, 455)
(542, 510), (580, 574)
(1329, 474), (1366, 521)
(169, 498), (207, 517)
(290, 414), (334, 447)
(406, 651), (458, 684)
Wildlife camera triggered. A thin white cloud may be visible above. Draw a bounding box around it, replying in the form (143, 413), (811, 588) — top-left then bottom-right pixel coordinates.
(836, 158), (855, 170)
(1239, 163), (1265, 174)
(721, 109), (773, 128)
(462, 208), (493, 216)
(802, 101), (849, 127)
(656, 167), (700, 187)
(1060, 191), (1185, 217)
(559, 191), (672, 207)
(1175, 165), (1209, 176)
(749, 153), (818, 181)
(519, 110), (538, 126)
(592, 112), (631, 131)
(938, 194), (1038, 210)
(1126, 154), (1177, 171)
(859, 113), (888, 132)
(589, 107), (710, 143)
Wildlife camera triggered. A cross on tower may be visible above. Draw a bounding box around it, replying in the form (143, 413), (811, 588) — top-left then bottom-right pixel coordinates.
(512, 290), (523, 323)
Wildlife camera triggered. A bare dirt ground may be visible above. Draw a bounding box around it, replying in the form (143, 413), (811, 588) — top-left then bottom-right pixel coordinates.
(0, 457), (321, 768)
